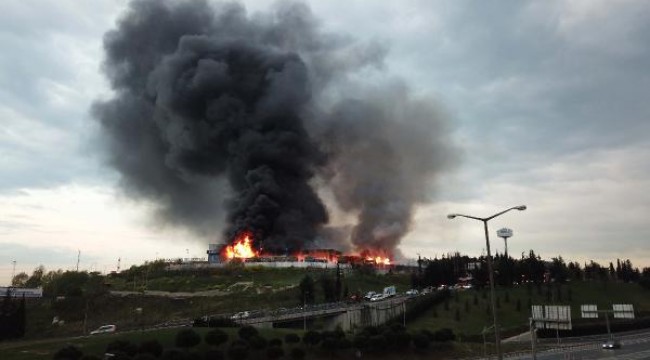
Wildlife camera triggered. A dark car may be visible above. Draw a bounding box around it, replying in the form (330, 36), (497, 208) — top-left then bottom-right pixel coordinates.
(602, 340), (621, 349)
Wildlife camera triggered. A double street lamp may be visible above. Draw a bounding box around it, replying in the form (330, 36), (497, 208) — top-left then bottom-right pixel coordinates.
(447, 205), (527, 360)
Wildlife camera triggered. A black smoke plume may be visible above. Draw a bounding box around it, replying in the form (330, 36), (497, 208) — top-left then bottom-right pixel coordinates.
(93, 0), (454, 256)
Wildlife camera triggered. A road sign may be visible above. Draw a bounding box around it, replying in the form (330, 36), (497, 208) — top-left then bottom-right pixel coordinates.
(613, 304), (635, 319)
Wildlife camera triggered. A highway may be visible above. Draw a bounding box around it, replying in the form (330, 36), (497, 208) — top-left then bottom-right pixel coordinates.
(500, 330), (650, 360)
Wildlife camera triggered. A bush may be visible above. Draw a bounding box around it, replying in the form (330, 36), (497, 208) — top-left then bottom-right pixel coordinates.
(268, 338), (282, 347)
(420, 329), (435, 341)
(228, 342), (250, 360)
(107, 340), (138, 357)
(205, 329), (229, 347)
(289, 348), (305, 360)
(432, 328), (456, 342)
(161, 349), (186, 360)
(284, 333), (300, 344)
(238, 326), (259, 341)
(80, 356), (101, 360)
(266, 346), (284, 360)
(338, 338), (353, 350)
(133, 354), (157, 360)
(205, 349), (225, 360)
(394, 331), (412, 349)
(53, 346), (83, 360)
(321, 337), (338, 352)
(249, 335), (268, 351)
(412, 334), (430, 350)
(139, 340), (163, 357)
(352, 334), (369, 349)
(302, 330), (321, 346)
(368, 334), (387, 353)
(176, 329), (202, 349)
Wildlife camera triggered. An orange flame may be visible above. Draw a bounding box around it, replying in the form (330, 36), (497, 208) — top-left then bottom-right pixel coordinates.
(224, 232), (258, 259)
(366, 256), (391, 266)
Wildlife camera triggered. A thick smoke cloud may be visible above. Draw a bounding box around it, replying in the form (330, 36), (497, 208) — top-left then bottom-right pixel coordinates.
(94, 0), (454, 256)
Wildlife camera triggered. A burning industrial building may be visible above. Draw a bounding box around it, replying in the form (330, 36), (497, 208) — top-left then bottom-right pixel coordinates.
(93, 0), (454, 263)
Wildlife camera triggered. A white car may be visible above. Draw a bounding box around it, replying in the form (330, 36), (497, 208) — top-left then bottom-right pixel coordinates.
(370, 294), (384, 302)
(405, 289), (419, 296)
(230, 311), (250, 320)
(90, 325), (116, 335)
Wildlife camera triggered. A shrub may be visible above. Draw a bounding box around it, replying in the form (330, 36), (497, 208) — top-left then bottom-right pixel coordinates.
(228, 342), (250, 360)
(133, 354), (157, 360)
(249, 335), (268, 351)
(107, 340), (138, 357)
(394, 331), (412, 349)
(139, 340), (163, 357)
(321, 337), (338, 352)
(238, 326), (259, 341)
(161, 349), (186, 360)
(176, 329), (202, 349)
(268, 338), (282, 347)
(53, 346), (83, 360)
(205, 349), (225, 360)
(302, 330), (321, 346)
(352, 334), (369, 349)
(420, 329), (434, 341)
(80, 356), (101, 360)
(289, 348), (305, 360)
(205, 329), (229, 347)
(432, 328), (455, 342)
(284, 333), (300, 344)
(266, 346), (284, 360)
(338, 338), (352, 349)
(412, 334), (430, 350)
(368, 334), (387, 353)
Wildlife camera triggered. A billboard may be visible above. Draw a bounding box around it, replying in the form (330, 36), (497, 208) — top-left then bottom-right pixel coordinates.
(0, 287), (43, 298)
(580, 304), (598, 319)
(613, 304), (635, 319)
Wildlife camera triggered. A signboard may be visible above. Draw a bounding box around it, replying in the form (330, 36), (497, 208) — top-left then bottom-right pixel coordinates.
(531, 305), (572, 330)
(581, 304), (599, 318)
(545, 305), (572, 330)
(613, 304), (635, 319)
(497, 228), (513, 238)
(0, 287), (43, 298)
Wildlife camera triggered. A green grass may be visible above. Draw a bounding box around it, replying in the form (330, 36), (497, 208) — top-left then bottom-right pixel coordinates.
(408, 281), (650, 338)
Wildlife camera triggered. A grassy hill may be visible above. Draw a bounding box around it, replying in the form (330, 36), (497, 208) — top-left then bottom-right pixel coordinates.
(408, 280), (650, 338)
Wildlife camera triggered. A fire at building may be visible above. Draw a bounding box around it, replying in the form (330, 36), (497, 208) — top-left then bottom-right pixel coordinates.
(207, 231), (392, 268)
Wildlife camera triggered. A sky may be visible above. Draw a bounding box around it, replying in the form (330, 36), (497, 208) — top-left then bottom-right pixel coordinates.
(1, 0), (649, 285)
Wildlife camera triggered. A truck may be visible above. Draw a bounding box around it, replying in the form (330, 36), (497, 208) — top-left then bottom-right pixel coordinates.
(383, 286), (396, 297)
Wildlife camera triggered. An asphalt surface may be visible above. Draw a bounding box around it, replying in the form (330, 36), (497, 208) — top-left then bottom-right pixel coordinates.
(500, 330), (650, 360)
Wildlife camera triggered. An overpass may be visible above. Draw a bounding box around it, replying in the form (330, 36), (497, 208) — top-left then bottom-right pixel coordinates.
(229, 296), (411, 331)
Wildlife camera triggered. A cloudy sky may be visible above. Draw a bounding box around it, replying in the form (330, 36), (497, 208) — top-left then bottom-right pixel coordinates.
(1, 0), (649, 285)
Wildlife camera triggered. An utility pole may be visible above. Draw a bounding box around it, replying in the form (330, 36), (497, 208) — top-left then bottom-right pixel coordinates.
(12, 260), (16, 281)
(76, 250), (81, 272)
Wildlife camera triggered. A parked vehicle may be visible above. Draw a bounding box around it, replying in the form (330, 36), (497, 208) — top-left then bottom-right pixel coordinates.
(370, 294), (384, 302)
(383, 286), (396, 297)
(230, 311), (250, 320)
(90, 324), (116, 335)
(364, 291), (377, 301)
(405, 289), (419, 296)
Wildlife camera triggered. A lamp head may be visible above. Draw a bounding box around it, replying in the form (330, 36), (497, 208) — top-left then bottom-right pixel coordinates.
(447, 214), (457, 219)
(515, 205), (527, 211)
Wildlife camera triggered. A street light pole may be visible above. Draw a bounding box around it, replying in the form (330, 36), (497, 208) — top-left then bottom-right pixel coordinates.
(448, 205), (526, 360)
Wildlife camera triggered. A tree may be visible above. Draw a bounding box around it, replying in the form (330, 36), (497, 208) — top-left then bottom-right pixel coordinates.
(175, 329), (201, 350)
(290, 348), (305, 360)
(319, 274), (337, 303)
(11, 272), (28, 287)
(25, 265), (45, 288)
(298, 275), (315, 306)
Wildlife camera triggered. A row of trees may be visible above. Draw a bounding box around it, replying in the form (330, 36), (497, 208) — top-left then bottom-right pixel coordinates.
(412, 250), (647, 288)
(55, 323), (457, 360)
